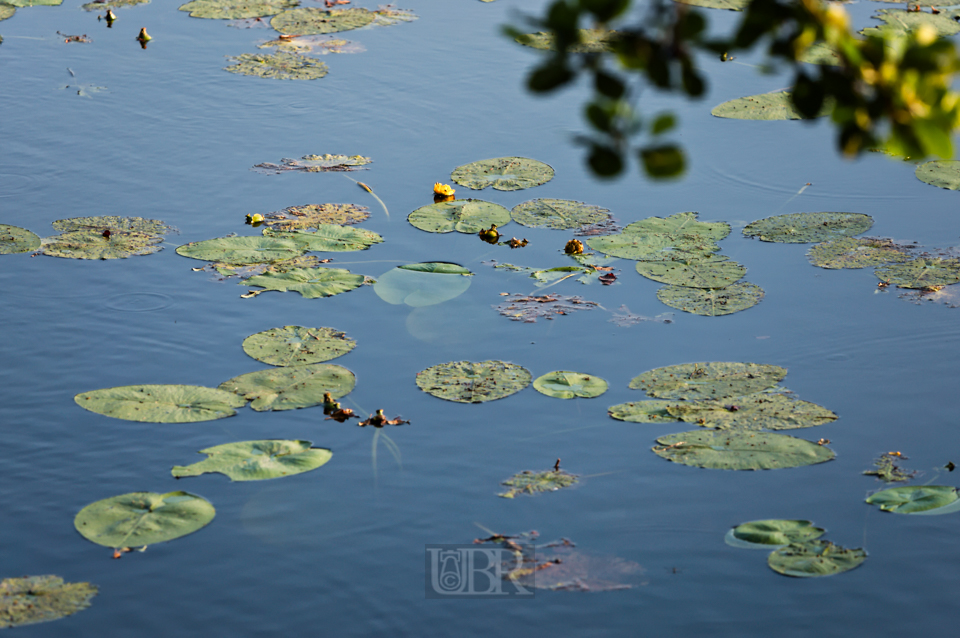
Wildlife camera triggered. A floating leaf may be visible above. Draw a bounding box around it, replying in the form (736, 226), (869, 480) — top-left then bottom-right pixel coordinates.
(219, 363), (355, 411)
(374, 262), (473, 307)
(533, 371), (608, 399)
(666, 394), (837, 431)
(408, 199), (511, 234)
(865, 485), (960, 514)
(241, 266), (365, 298)
(725, 520), (825, 548)
(271, 7), (375, 34)
(0, 576), (97, 629)
(209, 254), (325, 280)
(743, 212), (873, 243)
(915, 159), (960, 190)
(177, 236), (304, 264)
(415, 360), (531, 403)
(262, 224), (382, 252)
(875, 258), (960, 288)
(712, 91), (830, 120)
(51, 215), (173, 235)
(258, 34), (365, 55)
(587, 212), (727, 261)
(40, 230), (163, 260)
(0, 224), (40, 254)
(799, 42), (841, 66)
(493, 293), (599, 322)
(636, 256), (746, 288)
(242, 326), (355, 366)
(767, 541), (866, 578)
(451, 157), (555, 191)
(863, 453), (916, 483)
(263, 203), (370, 229)
(807, 237), (910, 269)
(607, 400), (681, 423)
(657, 282), (764, 316)
(81, 0), (148, 10)
(0, 5), (14, 20)
(179, 0), (296, 19)
(860, 9), (960, 38)
(3, 0), (62, 6)
(623, 211), (730, 241)
(630, 362), (787, 400)
(74, 491), (215, 547)
(370, 5), (417, 26)
(514, 28), (619, 52)
(253, 154), (371, 174)
(673, 0), (747, 10)
(225, 52), (329, 80)
(652, 430), (835, 470)
(499, 468), (578, 498)
(171, 440), (332, 481)
(75, 384), (246, 423)
(511, 198), (611, 230)
(609, 305), (675, 327)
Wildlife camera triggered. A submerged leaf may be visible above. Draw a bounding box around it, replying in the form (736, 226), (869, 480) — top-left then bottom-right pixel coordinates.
(653, 430), (835, 470)
(533, 371), (608, 399)
(493, 293), (599, 322)
(767, 541), (866, 578)
(253, 155), (371, 174)
(875, 258), (960, 288)
(219, 363), (355, 411)
(636, 256), (746, 288)
(451, 157), (555, 191)
(271, 7), (375, 34)
(915, 159), (960, 190)
(607, 400), (681, 423)
(726, 520), (825, 548)
(263, 203), (370, 229)
(374, 263), (473, 307)
(866, 485), (960, 514)
(807, 237), (910, 269)
(712, 91), (830, 120)
(630, 362), (787, 400)
(656, 282), (764, 316)
(743, 212), (873, 243)
(75, 384), (246, 423)
(0, 224), (41, 254)
(258, 34), (365, 55)
(178, 0), (296, 19)
(74, 491), (215, 547)
(408, 199), (511, 234)
(242, 326), (355, 366)
(171, 440), (332, 481)
(514, 28), (619, 52)
(506, 543), (644, 591)
(0, 575), (97, 629)
(415, 360), (531, 403)
(666, 394), (837, 431)
(511, 199), (611, 230)
(262, 224), (382, 252)
(499, 468), (578, 498)
(225, 52), (329, 80)
(241, 266), (365, 298)
(177, 236), (305, 264)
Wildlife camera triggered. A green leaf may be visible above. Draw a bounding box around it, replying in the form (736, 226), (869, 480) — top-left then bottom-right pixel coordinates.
(179, 0), (294, 18)
(511, 199), (611, 230)
(866, 485), (960, 514)
(241, 266), (365, 298)
(416, 360), (531, 403)
(258, 35), (366, 56)
(370, 5), (417, 26)
(0, 224), (40, 254)
(225, 52), (329, 80)
(81, 0), (148, 9)
(451, 157), (555, 191)
(624, 211), (730, 241)
(514, 28), (619, 52)
(242, 326), (355, 366)
(798, 42), (841, 66)
(263, 203), (370, 229)
(374, 263), (473, 307)
(3, 0), (61, 6)
(726, 520), (825, 548)
(254, 155), (372, 174)
(219, 363), (355, 411)
(656, 282), (764, 316)
(498, 468), (578, 498)
(875, 258), (960, 289)
(74, 491), (215, 547)
(408, 199), (511, 234)
(653, 430), (835, 470)
(177, 236), (305, 264)
(51, 216), (173, 235)
(171, 440), (332, 481)
(262, 224), (382, 252)
(767, 541), (866, 578)
(743, 212), (873, 243)
(915, 160), (960, 190)
(807, 237), (910, 269)
(859, 9), (960, 38)
(673, 0), (746, 10)
(271, 7), (374, 35)
(587, 233), (720, 262)
(399, 262), (471, 274)
(864, 454), (916, 483)
(533, 371), (608, 399)
(640, 144), (685, 178)
(607, 400), (681, 423)
(630, 362), (787, 400)
(41, 230), (164, 260)
(0, 4), (14, 20)
(0, 576), (97, 629)
(636, 256), (746, 288)
(75, 384), (247, 423)
(712, 91), (830, 121)
(666, 393), (838, 431)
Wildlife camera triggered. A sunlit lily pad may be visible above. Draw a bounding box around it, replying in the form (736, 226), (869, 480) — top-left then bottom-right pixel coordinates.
(52, 215), (173, 235)
(875, 258), (960, 288)
(241, 266), (365, 298)
(636, 256), (746, 288)
(177, 236), (304, 264)
(262, 224), (382, 252)
(374, 262), (473, 307)
(179, 0), (296, 19)
(511, 199), (610, 230)
(74, 491), (215, 548)
(743, 212), (873, 243)
(41, 230), (163, 260)
(3, 0), (62, 5)
(607, 400), (681, 423)
(171, 440), (332, 481)
(451, 157), (555, 191)
(725, 520), (825, 549)
(416, 360), (531, 403)
(242, 326), (355, 366)
(767, 541), (866, 578)
(258, 34), (365, 55)
(498, 468), (578, 498)
(533, 371), (608, 399)
(82, 0), (148, 10)
(623, 211), (731, 241)
(219, 363), (355, 411)
(0, 5), (14, 20)
(0, 224), (40, 254)
(630, 362), (787, 400)
(666, 394), (837, 431)
(915, 160), (960, 190)
(860, 9), (960, 38)
(657, 282), (764, 316)
(514, 28), (619, 52)
(673, 0), (747, 10)
(271, 7), (374, 34)
(865, 485), (960, 514)
(264, 203), (370, 229)
(408, 199), (511, 234)
(75, 384), (247, 423)
(0, 575), (97, 629)
(712, 91), (829, 120)
(807, 237), (910, 269)
(653, 430), (835, 470)
(587, 212), (727, 261)
(225, 52), (329, 80)
(253, 154), (371, 174)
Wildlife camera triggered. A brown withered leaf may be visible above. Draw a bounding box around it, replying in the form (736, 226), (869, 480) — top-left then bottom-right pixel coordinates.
(325, 408), (357, 422)
(504, 237), (529, 248)
(575, 218), (622, 237)
(598, 272), (617, 285)
(493, 294), (599, 323)
(357, 409), (409, 427)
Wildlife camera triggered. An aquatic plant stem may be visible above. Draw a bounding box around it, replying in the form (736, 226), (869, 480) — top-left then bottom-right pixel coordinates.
(343, 175), (389, 219)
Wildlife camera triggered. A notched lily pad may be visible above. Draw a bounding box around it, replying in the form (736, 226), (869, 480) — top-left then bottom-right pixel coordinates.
(179, 0), (297, 19)
(498, 468), (578, 498)
(493, 293), (599, 322)
(271, 7), (374, 34)
(241, 266), (365, 298)
(607, 400), (680, 423)
(533, 371), (608, 399)
(511, 199), (611, 230)
(451, 157), (555, 191)
(666, 394), (837, 431)
(254, 155), (371, 174)
(263, 203), (370, 228)
(808, 237), (909, 269)
(712, 91), (829, 120)
(916, 159), (960, 190)
(75, 384), (247, 423)
(630, 362), (787, 400)
(74, 491), (215, 547)
(0, 224), (41, 254)
(864, 453), (916, 483)
(514, 28), (619, 52)
(657, 282), (764, 316)
(653, 430), (835, 470)
(225, 52), (328, 80)
(725, 520), (825, 549)
(262, 224), (382, 252)
(242, 325), (355, 366)
(374, 262), (473, 307)
(219, 363), (355, 411)
(408, 199), (511, 234)
(177, 236), (304, 264)
(82, 0), (148, 10)
(171, 439), (332, 481)
(875, 257), (960, 289)
(636, 256), (746, 288)
(743, 212), (873, 243)
(0, 576), (97, 629)
(866, 485), (960, 514)
(258, 34), (364, 55)
(768, 541), (866, 578)
(415, 360), (531, 403)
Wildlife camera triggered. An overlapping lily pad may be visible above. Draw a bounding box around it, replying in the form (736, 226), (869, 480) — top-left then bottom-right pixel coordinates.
(408, 199), (511, 234)
(219, 363), (355, 411)
(415, 360), (531, 403)
(607, 400), (681, 423)
(241, 266), (365, 298)
(171, 440), (332, 481)
(533, 371), (608, 399)
(177, 236), (304, 264)
(712, 91), (829, 120)
(865, 485), (960, 514)
(657, 282), (764, 316)
(0, 224), (40, 254)
(725, 520), (825, 548)
(74, 491), (215, 547)
(673, 0), (747, 10)
(636, 256), (746, 288)
(514, 28), (619, 52)
(74, 384), (247, 423)
(262, 224), (382, 252)
(82, 0), (148, 10)
(652, 430), (835, 470)
(225, 52), (328, 80)
(875, 258), (960, 288)
(767, 541), (866, 577)
(258, 35), (364, 55)
(624, 211), (730, 241)
(0, 576), (97, 629)
(511, 199), (610, 230)
(498, 468), (578, 498)
(242, 326), (355, 366)
(451, 157), (555, 191)
(666, 394), (837, 431)
(254, 154), (371, 174)
(587, 212), (728, 261)
(915, 160), (960, 190)
(52, 215), (173, 235)
(263, 203), (370, 229)
(493, 293), (599, 322)
(179, 0), (296, 19)
(807, 237), (910, 269)
(743, 212), (873, 243)
(630, 362), (787, 400)
(271, 7), (374, 34)
(374, 262), (473, 307)
(860, 9), (960, 39)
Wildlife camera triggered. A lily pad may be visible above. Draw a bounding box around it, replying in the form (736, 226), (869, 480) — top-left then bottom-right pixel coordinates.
(533, 371), (608, 399)
(408, 199), (511, 234)
(258, 34), (365, 55)
(82, 0), (148, 10)
(51, 215), (173, 235)
(3, 0), (61, 5)
(636, 256), (746, 288)
(799, 42), (841, 66)
(511, 199), (611, 230)
(807, 237), (910, 269)
(498, 468), (578, 498)
(712, 91), (829, 120)
(225, 52), (328, 80)
(374, 263), (473, 307)
(242, 326), (355, 366)
(875, 258), (960, 288)
(74, 491), (215, 548)
(915, 160), (960, 190)
(493, 293), (599, 322)
(177, 236), (304, 264)
(41, 230), (164, 260)
(241, 266), (365, 298)
(0, 576), (97, 629)
(767, 541), (866, 578)
(623, 211), (730, 241)
(743, 212), (873, 243)
(75, 384), (247, 423)
(179, 0), (296, 19)
(607, 400), (681, 423)
(271, 7), (374, 34)
(263, 203), (370, 229)
(587, 212), (728, 261)
(370, 5), (417, 26)
(725, 520), (825, 548)
(219, 363), (355, 411)
(652, 430), (835, 470)
(673, 0), (747, 10)
(514, 28), (619, 52)
(860, 9), (960, 39)
(262, 224), (382, 252)
(451, 157), (555, 191)
(630, 362), (787, 400)
(415, 360), (531, 403)
(657, 282), (764, 316)
(0, 5), (14, 20)
(667, 394), (837, 431)
(171, 440), (332, 481)
(866, 485), (960, 514)
(253, 154), (371, 174)
(0, 224), (40, 254)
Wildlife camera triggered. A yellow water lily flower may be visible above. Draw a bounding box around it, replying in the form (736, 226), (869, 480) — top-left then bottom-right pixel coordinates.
(136, 28), (152, 42)
(564, 239), (584, 254)
(433, 183), (455, 197)
(245, 213), (264, 225)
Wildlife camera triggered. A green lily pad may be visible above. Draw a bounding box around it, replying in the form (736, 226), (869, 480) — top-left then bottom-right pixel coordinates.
(3, 0), (61, 6)
(864, 453), (916, 483)
(171, 440), (332, 481)
(451, 157), (555, 191)
(673, 0), (747, 10)
(40, 230), (164, 260)
(743, 212), (873, 243)
(75, 384), (247, 423)
(374, 263), (473, 307)
(219, 363), (355, 411)
(657, 282), (764, 316)
(799, 42), (841, 66)
(533, 371), (608, 399)
(408, 199), (511, 234)
(52, 215), (173, 235)
(498, 468), (578, 498)
(177, 236), (304, 264)
(82, 0), (148, 10)
(370, 5), (417, 26)
(264, 203), (370, 229)
(875, 258), (960, 288)
(807, 237), (910, 269)
(866, 485), (960, 514)
(915, 160), (960, 190)
(254, 155), (371, 174)
(587, 212), (728, 261)
(241, 266), (365, 298)
(529, 266), (587, 287)
(607, 400), (681, 423)
(653, 430), (835, 470)
(242, 326), (355, 366)
(630, 362), (787, 400)
(271, 7), (374, 34)
(225, 52), (329, 80)
(623, 211), (731, 241)
(514, 28), (619, 52)
(860, 9), (960, 38)
(258, 35), (365, 55)
(0, 224), (40, 254)
(262, 224), (382, 252)
(636, 256), (746, 288)
(725, 520), (825, 549)
(74, 491), (215, 548)
(179, 0), (296, 19)
(0, 5), (14, 20)
(0, 576), (97, 629)
(666, 394), (837, 431)
(712, 91), (829, 120)
(767, 541), (866, 578)
(416, 360), (531, 403)
(511, 199), (610, 230)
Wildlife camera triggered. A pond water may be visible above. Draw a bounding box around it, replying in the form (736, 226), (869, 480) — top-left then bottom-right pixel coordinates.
(2, 0), (960, 635)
